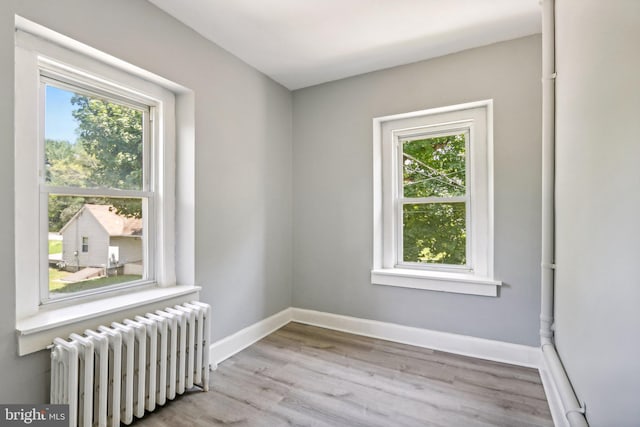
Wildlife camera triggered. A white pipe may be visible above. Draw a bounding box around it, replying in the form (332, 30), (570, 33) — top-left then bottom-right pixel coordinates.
(540, 0), (555, 349)
(542, 344), (588, 426)
(540, 0), (588, 426)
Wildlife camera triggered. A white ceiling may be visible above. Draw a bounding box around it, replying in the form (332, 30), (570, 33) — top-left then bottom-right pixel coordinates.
(148, 0), (541, 90)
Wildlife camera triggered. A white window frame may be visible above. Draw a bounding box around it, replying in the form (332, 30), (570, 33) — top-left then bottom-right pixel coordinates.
(372, 100), (501, 296)
(13, 20), (198, 355)
(35, 62), (159, 303)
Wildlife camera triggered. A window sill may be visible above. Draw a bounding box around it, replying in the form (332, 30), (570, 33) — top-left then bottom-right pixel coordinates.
(371, 268), (501, 297)
(16, 285), (201, 355)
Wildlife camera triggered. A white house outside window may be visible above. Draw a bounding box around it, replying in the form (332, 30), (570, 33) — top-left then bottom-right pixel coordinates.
(372, 100), (501, 296)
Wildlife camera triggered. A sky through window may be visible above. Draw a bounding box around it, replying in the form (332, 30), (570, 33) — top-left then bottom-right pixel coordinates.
(45, 85), (78, 143)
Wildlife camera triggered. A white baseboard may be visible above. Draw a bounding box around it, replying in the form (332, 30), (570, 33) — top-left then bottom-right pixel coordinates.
(291, 308), (542, 368)
(209, 307), (292, 367)
(209, 307), (541, 369)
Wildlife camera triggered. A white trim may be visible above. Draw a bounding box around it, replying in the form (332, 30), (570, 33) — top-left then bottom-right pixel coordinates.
(291, 308), (541, 368)
(398, 196), (468, 204)
(485, 101), (495, 267)
(395, 127), (472, 270)
(208, 307), (541, 370)
(15, 16), (185, 94)
(13, 17), (196, 356)
(41, 186), (154, 198)
(175, 92), (196, 287)
(371, 268), (500, 297)
(16, 286), (200, 355)
(374, 100), (495, 123)
(14, 19), (189, 325)
(209, 308), (293, 368)
(373, 100), (496, 294)
(14, 38), (40, 321)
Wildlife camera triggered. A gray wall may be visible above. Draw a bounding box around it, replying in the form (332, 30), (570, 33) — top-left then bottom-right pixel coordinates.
(554, 1), (640, 425)
(292, 35), (542, 346)
(0, 0), (292, 403)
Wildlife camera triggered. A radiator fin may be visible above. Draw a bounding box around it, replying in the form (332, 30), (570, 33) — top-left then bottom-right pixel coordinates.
(50, 301), (211, 427)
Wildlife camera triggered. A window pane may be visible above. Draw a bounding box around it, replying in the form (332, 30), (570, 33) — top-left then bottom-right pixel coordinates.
(44, 84), (144, 190)
(48, 195), (145, 298)
(403, 133), (466, 198)
(402, 202), (466, 265)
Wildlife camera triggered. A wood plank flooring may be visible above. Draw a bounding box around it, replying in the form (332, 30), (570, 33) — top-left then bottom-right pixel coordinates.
(132, 322), (553, 427)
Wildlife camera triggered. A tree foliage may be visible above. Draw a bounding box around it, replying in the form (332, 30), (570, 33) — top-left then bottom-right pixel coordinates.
(72, 95), (143, 218)
(46, 94), (144, 231)
(71, 95), (143, 190)
(45, 138), (95, 186)
(46, 140), (92, 231)
(402, 134), (467, 265)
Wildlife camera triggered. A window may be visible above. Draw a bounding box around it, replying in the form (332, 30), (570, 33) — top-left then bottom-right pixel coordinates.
(40, 74), (153, 300)
(14, 18), (198, 356)
(372, 101), (501, 296)
(15, 28), (177, 308)
(400, 130), (468, 268)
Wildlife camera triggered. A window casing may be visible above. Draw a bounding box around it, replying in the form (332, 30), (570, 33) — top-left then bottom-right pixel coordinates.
(14, 18), (199, 356)
(15, 29), (177, 314)
(372, 101), (500, 296)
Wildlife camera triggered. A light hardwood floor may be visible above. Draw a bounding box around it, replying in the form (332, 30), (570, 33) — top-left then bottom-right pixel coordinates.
(133, 322), (553, 427)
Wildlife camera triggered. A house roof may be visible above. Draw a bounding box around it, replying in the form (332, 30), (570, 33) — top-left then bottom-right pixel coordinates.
(60, 204), (142, 237)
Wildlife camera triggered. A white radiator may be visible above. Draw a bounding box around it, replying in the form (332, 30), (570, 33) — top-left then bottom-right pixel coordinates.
(50, 301), (210, 427)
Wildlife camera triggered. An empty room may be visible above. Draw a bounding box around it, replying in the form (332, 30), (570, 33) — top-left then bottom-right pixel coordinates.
(0, 1), (638, 426)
